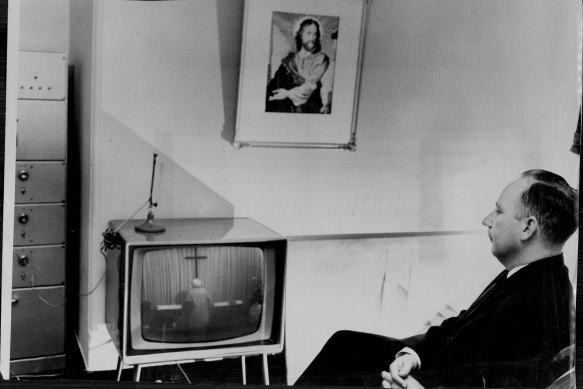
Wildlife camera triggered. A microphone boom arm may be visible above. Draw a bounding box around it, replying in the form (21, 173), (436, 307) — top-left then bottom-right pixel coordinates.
(135, 153), (166, 233)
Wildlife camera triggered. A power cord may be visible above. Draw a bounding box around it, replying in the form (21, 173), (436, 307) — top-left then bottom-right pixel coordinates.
(101, 227), (123, 253)
(25, 199), (152, 306)
(77, 198), (151, 299)
(28, 264), (65, 308)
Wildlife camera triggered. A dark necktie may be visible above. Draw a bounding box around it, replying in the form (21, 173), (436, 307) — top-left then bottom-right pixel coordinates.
(484, 269), (509, 294)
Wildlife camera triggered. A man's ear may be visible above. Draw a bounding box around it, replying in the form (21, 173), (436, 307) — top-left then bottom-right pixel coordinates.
(520, 216), (538, 241)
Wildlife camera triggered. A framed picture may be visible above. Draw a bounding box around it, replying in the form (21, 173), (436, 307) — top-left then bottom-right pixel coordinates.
(235, 0), (369, 149)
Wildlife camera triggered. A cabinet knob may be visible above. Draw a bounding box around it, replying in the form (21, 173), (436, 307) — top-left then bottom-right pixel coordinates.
(11, 296), (19, 304)
(17, 170), (29, 181)
(18, 214), (29, 224)
(17, 254), (29, 266)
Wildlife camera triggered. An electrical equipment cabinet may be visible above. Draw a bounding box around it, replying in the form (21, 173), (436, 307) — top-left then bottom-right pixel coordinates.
(10, 52), (68, 375)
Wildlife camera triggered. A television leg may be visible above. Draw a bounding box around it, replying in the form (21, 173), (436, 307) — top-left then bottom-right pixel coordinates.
(262, 353), (270, 385)
(241, 356), (247, 385)
(116, 357), (124, 381)
(133, 364), (142, 382)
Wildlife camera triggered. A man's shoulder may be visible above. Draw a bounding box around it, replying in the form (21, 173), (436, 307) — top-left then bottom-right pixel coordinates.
(515, 255), (569, 281)
(505, 255), (572, 306)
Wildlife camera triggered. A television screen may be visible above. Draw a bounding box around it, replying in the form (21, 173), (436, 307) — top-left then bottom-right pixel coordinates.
(106, 218), (286, 366)
(140, 246), (265, 344)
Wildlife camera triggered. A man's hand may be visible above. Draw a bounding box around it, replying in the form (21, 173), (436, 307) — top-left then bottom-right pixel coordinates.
(381, 354), (418, 389)
(382, 374), (425, 389)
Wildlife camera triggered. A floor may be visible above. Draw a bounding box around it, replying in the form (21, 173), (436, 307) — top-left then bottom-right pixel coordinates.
(7, 344), (288, 386)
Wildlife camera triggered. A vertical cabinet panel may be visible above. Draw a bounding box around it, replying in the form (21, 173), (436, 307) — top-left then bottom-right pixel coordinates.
(15, 162), (66, 204)
(11, 51), (68, 374)
(13, 204), (66, 246)
(10, 287), (65, 359)
(16, 100), (67, 160)
(12, 246), (66, 288)
(17, 52), (67, 101)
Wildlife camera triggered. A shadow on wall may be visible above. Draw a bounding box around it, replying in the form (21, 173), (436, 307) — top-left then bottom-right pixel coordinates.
(99, 110), (235, 224)
(155, 153), (236, 220)
(216, 0), (244, 145)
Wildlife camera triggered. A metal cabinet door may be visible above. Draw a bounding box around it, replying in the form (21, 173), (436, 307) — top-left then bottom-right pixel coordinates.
(10, 286), (65, 359)
(18, 51), (67, 101)
(15, 162), (66, 204)
(13, 204), (66, 246)
(16, 99), (67, 160)
(12, 246), (66, 288)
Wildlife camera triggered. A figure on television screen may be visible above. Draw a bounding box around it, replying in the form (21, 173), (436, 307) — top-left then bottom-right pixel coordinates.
(247, 276), (264, 323)
(266, 14), (332, 114)
(187, 278), (213, 335)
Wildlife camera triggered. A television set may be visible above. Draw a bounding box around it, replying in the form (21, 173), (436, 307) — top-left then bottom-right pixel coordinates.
(105, 218), (287, 370)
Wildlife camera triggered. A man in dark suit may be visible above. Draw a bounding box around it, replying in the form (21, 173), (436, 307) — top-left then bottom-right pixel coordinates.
(295, 170), (577, 388)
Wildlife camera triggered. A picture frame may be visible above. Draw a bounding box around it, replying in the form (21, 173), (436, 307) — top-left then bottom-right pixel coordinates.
(235, 0), (369, 150)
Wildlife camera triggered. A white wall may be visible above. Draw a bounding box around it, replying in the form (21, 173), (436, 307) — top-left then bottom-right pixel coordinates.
(58, 0), (581, 374)
(89, 0), (580, 237)
(19, 0), (68, 53)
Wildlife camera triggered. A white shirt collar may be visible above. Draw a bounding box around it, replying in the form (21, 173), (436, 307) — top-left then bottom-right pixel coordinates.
(507, 264), (528, 278)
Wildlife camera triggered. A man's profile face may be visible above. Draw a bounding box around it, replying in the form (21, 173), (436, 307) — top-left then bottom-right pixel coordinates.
(300, 23), (319, 52)
(482, 177), (531, 263)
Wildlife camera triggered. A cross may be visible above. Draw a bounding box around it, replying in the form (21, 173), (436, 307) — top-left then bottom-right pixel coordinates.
(185, 249), (208, 278)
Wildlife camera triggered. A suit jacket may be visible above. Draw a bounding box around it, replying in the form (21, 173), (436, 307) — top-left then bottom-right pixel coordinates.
(405, 254), (573, 388)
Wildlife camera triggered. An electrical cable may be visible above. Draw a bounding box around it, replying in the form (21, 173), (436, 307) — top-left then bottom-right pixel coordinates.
(114, 199), (150, 234)
(26, 264), (65, 308)
(101, 199), (150, 253)
(77, 269), (106, 298)
(21, 199), (150, 306)
(85, 158), (158, 300)
(66, 198), (150, 300)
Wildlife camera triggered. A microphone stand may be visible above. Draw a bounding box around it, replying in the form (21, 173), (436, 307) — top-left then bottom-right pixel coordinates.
(135, 153), (166, 233)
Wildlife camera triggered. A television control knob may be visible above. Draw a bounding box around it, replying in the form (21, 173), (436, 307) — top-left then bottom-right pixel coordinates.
(17, 254), (29, 266)
(17, 170), (29, 181)
(18, 214), (29, 224)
